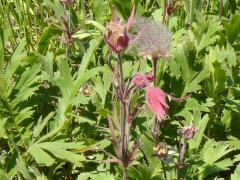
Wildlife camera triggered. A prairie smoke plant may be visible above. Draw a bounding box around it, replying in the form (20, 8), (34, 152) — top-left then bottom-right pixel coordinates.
(104, 6), (135, 54)
(104, 6), (143, 180)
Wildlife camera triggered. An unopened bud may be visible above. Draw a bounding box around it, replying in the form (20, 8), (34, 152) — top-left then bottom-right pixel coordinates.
(178, 123), (198, 140)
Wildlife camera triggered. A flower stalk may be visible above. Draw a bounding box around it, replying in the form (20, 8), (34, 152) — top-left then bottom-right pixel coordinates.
(104, 6), (142, 180)
(60, 0), (74, 64)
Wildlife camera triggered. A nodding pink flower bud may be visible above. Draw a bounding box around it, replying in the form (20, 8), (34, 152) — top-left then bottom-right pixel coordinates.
(104, 6), (135, 53)
(179, 123), (198, 140)
(132, 73), (154, 88)
(145, 87), (169, 122)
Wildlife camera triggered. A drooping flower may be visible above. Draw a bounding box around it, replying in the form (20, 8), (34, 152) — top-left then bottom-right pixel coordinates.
(178, 123), (198, 140)
(145, 87), (169, 121)
(153, 142), (168, 160)
(104, 6), (135, 53)
(132, 73), (154, 88)
(129, 17), (172, 60)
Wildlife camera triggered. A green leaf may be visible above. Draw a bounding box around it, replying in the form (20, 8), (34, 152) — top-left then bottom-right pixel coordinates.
(231, 164), (240, 180)
(0, 36), (4, 82)
(204, 48), (227, 97)
(33, 112), (55, 139)
(11, 64), (41, 108)
(200, 159), (234, 178)
(70, 95), (89, 106)
(29, 146), (55, 166)
(38, 52), (54, 77)
(0, 117), (7, 139)
(37, 142), (86, 164)
(227, 136), (240, 150)
(93, 65), (111, 106)
(77, 38), (102, 79)
(225, 14), (240, 44)
(112, 0), (133, 19)
(55, 59), (73, 100)
(17, 158), (34, 180)
(221, 109), (232, 131)
(15, 107), (34, 124)
(173, 46), (190, 82)
(0, 170), (9, 180)
(73, 36), (102, 96)
(202, 140), (233, 164)
(189, 114), (209, 150)
(37, 25), (61, 54)
(72, 115), (95, 125)
(38, 141), (85, 149)
(93, 0), (108, 23)
(42, 0), (64, 18)
(77, 173), (90, 180)
(184, 66), (209, 94)
(85, 20), (105, 33)
(193, 17), (221, 54)
(4, 39), (26, 92)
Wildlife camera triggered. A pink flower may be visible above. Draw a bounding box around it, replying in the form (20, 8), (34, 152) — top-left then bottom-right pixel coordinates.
(132, 73), (154, 88)
(145, 87), (169, 121)
(104, 6), (135, 53)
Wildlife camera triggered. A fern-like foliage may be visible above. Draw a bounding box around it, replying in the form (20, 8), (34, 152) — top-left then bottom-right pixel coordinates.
(231, 163), (240, 180)
(227, 136), (240, 150)
(199, 139), (235, 178)
(0, 40), (41, 133)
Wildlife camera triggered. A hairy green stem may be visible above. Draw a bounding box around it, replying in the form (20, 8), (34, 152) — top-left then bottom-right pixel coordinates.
(118, 54), (129, 180)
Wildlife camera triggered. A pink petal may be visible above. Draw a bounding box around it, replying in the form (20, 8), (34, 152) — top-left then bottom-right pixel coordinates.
(104, 35), (118, 52)
(145, 87), (168, 121)
(125, 5), (135, 32)
(116, 35), (129, 53)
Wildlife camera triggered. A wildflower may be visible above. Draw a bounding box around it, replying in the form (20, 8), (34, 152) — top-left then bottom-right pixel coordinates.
(129, 17), (172, 60)
(104, 6), (135, 53)
(79, 84), (92, 97)
(178, 123), (198, 140)
(145, 87), (169, 122)
(153, 142), (168, 160)
(132, 73), (154, 88)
